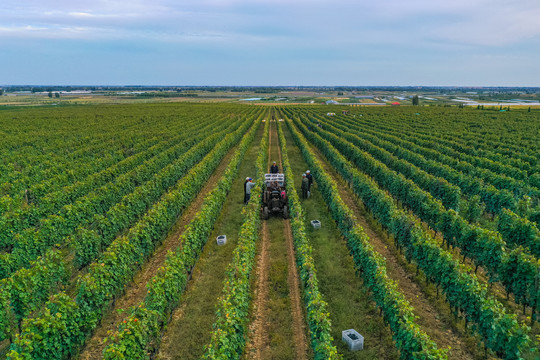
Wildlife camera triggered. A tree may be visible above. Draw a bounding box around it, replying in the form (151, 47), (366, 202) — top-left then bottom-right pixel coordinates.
(0, 88), (3, 96)
(55, 92), (60, 98)
(412, 95), (419, 106)
(48, 91), (53, 98)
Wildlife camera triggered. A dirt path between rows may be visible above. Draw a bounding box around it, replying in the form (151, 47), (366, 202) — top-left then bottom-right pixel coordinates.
(245, 221), (271, 359)
(245, 119), (272, 359)
(304, 136), (474, 360)
(77, 144), (240, 360)
(245, 119), (307, 360)
(283, 219), (308, 360)
(275, 120), (308, 360)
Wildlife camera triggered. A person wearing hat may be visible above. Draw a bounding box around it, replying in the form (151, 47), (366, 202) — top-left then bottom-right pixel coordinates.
(270, 161), (279, 174)
(301, 173), (309, 199)
(244, 177), (249, 204)
(245, 177), (255, 205)
(305, 170), (313, 196)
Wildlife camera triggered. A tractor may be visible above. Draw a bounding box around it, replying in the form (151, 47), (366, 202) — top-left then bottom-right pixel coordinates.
(261, 173), (289, 219)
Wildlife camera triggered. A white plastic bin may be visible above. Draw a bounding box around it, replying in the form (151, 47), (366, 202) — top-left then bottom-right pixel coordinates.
(342, 329), (363, 351)
(216, 235), (227, 246)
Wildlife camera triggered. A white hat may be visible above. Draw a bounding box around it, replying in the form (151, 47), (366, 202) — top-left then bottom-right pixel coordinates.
(302, 173), (306, 176)
(246, 177), (250, 181)
(306, 170), (310, 174)
(273, 161), (276, 164)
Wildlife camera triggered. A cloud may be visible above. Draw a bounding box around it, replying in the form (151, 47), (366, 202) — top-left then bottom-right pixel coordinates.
(435, 5), (540, 46)
(2, 0), (539, 47)
(1, 0), (539, 85)
(68, 12), (95, 18)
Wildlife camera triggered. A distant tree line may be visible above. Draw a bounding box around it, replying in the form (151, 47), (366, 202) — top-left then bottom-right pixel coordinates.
(2, 85), (540, 96)
(135, 92), (198, 98)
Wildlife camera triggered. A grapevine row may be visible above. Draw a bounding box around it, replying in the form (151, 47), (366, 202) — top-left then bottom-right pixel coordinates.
(7, 114), (259, 360)
(0, 132), (179, 249)
(0, 118), (244, 343)
(73, 118), (243, 268)
(310, 111), (536, 210)
(293, 113), (540, 314)
(0, 106), (199, 211)
(367, 110), (540, 170)
(275, 120), (342, 359)
(0, 113), (209, 249)
(354, 108), (537, 178)
(285, 116), (446, 359)
(0, 135), (162, 249)
(0, 251), (68, 341)
(358, 111), (540, 195)
(101, 114), (262, 359)
(303, 114), (461, 210)
(202, 119), (268, 359)
(0, 116), (230, 277)
(305, 113), (540, 255)
(1, 137), (124, 205)
(286, 115), (530, 359)
(339, 111), (537, 191)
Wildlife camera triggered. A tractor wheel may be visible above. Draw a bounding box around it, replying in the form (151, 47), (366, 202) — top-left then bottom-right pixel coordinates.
(263, 207), (269, 220)
(283, 206), (289, 219)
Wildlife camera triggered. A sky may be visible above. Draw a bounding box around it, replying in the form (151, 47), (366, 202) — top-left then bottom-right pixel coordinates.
(1, 0), (540, 86)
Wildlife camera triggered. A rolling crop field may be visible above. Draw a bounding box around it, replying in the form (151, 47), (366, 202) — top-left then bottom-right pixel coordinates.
(0, 103), (539, 360)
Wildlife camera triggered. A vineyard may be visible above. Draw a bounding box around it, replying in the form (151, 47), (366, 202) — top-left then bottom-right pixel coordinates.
(0, 103), (538, 359)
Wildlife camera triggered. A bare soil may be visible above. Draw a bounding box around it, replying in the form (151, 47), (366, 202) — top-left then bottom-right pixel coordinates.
(245, 221), (271, 359)
(245, 119), (273, 359)
(275, 121), (308, 359)
(245, 119), (308, 359)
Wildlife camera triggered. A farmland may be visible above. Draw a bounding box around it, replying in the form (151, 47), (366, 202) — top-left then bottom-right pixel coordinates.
(0, 102), (539, 359)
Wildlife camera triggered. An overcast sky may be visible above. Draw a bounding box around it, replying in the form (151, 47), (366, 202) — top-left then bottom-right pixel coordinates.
(1, 0), (539, 86)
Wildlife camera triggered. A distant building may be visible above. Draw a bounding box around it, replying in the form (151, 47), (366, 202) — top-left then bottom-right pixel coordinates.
(326, 100), (339, 105)
(391, 102), (401, 106)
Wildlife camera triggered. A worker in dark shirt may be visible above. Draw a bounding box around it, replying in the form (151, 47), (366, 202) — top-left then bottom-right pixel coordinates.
(301, 173), (309, 199)
(244, 177), (249, 204)
(306, 170), (313, 194)
(270, 161), (279, 174)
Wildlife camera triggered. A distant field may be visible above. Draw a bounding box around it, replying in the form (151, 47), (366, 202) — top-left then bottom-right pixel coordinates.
(0, 103), (538, 359)
(3, 90), (540, 108)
